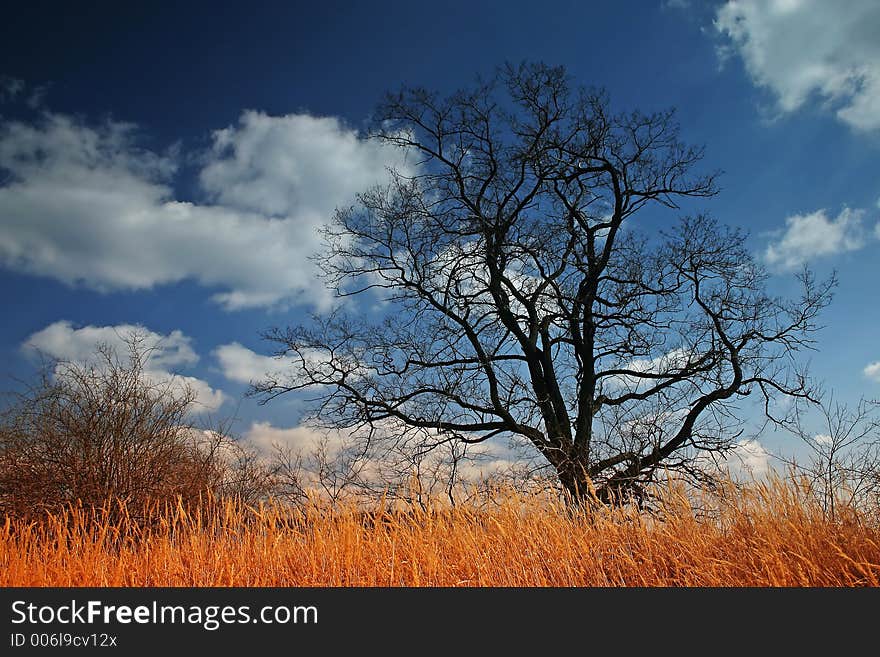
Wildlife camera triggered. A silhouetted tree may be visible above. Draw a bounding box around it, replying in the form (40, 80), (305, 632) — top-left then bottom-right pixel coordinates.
(780, 393), (879, 520)
(254, 63), (833, 505)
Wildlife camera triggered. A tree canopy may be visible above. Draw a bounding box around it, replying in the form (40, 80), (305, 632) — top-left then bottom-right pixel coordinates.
(255, 62), (833, 504)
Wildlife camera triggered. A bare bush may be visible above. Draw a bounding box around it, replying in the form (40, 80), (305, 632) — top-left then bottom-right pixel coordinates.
(779, 394), (879, 520)
(0, 334), (276, 518)
(267, 424), (559, 511)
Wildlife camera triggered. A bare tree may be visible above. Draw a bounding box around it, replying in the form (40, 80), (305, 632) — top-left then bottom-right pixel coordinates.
(268, 425), (512, 509)
(780, 394), (879, 520)
(253, 62), (833, 505)
(0, 333), (276, 517)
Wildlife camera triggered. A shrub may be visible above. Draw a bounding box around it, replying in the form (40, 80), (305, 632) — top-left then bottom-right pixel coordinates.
(0, 335), (273, 518)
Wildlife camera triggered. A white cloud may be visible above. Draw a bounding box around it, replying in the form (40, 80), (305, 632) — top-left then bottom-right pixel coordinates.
(813, 434), (834, 447)
(242, 420), (527, 493)
(243, 421), (350, 455)
(201, 111), (406, 218)
(0, 111), (411, 310)
(701, 438), (773, 481)
(23, 320), (226, 411)
(715, 0), (880, 131)
(604, 348), (693, 390)
(214, 342), (302, 385)
(694, 438), (775, 481)
(25, 320), (197, 368)
(764, 207), (867, 270)
(215, 339), (373, 387)
(159, 374), (226, 413)
(865, 361), (880, 382)
(725, 439), (773, 479)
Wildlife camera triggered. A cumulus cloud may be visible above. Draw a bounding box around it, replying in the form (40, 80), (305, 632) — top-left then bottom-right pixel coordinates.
(763, 207), (868, 270)
(214, 342), (302, 385)
(715, 0), (880, 131)
(24, 320), (197, 368)
(243, 421), (349, 455)
(604, 348), (694, 391)
(215, 340), (370, 388)
(243, 420), (528, 492)
(865, 361), (880, 382)
(200, 111), (406, 218)
(697, 438), (774, 481)
(0, 111), (411, 310)
(724, 439), (773, 479)
(23, 320), (226, 411)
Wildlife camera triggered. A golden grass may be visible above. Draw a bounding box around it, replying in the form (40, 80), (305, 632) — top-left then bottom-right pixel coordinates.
(2, 478), (878, 587)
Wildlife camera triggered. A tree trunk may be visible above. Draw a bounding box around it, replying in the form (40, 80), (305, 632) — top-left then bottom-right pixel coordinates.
(553, 451), (594, 506)
(553, 453), (639, 508)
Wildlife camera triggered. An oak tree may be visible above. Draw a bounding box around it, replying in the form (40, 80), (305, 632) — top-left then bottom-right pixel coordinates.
(255, 63), (832, 504)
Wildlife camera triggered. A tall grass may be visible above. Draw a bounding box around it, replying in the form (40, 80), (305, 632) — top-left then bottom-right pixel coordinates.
(2, 477), (878, 586)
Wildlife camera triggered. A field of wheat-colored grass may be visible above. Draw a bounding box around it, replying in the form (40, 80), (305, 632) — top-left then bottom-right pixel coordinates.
(2, 478), (878, 587)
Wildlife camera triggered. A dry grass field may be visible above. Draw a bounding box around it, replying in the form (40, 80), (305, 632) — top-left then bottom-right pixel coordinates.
(2, 478), (878, 587)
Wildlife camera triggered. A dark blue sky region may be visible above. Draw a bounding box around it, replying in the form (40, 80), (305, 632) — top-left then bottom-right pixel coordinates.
(1, 0), (878, 466)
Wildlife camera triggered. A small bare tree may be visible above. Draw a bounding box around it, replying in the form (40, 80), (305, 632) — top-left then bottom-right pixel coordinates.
(254, 62), (833, 505)
(269, 428), (487, 508)
(0, 334), (275, 517)
(780, 394), (879, 520)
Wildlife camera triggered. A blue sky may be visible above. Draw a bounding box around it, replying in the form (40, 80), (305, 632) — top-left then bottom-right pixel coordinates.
(1, 0), (878, 471)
